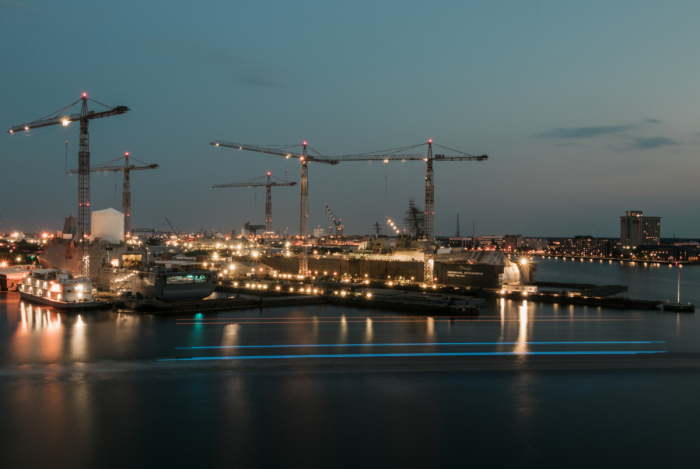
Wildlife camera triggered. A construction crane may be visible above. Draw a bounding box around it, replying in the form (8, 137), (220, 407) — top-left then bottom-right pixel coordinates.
(211, 141), (419, 276)
(312, 140), (487, 284)
(7, 93), (129, 276)
(213, 172), (296, 234)
(325, 204), (344, 236)
(164, 217), (181, 236)
(68, 152), (158, 240)
(211, 141), (338, 276)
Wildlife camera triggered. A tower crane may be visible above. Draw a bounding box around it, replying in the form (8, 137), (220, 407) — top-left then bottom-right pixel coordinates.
(211, 141), (338, 275)
(7, 93), (129, 276)
(68, 152), (158, 240)
(325, 204), (344, 236)
(311, 140), (487, 284)
(213, 172), (296, 234)
(210, 141), (418, 276)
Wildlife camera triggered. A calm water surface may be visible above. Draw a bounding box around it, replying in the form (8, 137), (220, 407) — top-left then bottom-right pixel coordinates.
(1, 258), (698, 468)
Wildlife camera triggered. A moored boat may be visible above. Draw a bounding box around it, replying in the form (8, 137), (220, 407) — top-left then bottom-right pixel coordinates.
(18, 269), (101, 309)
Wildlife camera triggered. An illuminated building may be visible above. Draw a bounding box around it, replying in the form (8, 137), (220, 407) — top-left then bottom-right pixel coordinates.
(620, 210), (660, 249)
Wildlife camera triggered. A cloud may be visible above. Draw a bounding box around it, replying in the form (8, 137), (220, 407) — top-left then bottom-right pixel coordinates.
(536, 124), (635, 139)
(644, 118), (664, 124)
(135, 36), (282, 88)
(631, 137), (678, 149)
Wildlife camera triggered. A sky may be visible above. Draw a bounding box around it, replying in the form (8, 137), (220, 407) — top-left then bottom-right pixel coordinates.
(2, 0), (699, 238)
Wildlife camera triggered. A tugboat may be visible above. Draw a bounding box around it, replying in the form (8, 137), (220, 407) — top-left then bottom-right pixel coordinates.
(663, 264), (695, 313)
(19, 269), (101, 310)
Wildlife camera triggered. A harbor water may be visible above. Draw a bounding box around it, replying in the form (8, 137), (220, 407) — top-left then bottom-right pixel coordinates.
(1, 257), (699, 468)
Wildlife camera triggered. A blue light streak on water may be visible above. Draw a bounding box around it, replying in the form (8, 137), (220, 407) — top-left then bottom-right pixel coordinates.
(175, 341), (665, 350)
(158, 351), (666, 361)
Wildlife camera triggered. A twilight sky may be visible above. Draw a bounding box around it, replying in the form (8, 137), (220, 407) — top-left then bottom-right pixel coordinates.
(2, 0), (699, 238)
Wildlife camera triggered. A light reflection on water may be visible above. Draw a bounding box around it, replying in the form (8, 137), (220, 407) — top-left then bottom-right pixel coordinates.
(1, 261), (699, 468)
(514, 300), (529, 355)
(1, 257), (700, 366)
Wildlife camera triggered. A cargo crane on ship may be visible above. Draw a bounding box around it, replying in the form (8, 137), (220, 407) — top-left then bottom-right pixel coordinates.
(325, 204), (344, 237)
(213, 172), (296, 235)
(8, 93), (129, 277)
(68, 152), (158, 240)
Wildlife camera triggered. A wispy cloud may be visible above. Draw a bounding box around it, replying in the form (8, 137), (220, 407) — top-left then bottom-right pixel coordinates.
(135, 36), (282, 88)
(631, 137), (678, 149)
(536, 124), (635, 139)
(536, 119), (679, 150)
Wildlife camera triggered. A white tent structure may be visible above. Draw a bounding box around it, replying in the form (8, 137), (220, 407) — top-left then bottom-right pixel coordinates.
(92, 208), (124, 244)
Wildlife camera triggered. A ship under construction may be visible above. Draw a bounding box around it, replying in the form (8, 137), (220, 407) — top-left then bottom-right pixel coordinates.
(262, 236), (535, 288)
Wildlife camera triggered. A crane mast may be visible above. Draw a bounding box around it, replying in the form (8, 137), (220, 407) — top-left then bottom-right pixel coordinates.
(299, 144), (309, 275)
(78, 97), (90, 264)
(8, 93), (129, 277)
(123, 153), (132, 237)
(265, 173), (272, 232)
(424, 142), (435, 282)
(68, 152), (158, 240)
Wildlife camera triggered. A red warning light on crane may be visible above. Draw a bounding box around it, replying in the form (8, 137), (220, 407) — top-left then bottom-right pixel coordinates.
(267, 172), (271, 175)
(428, 139), (432, 143)
(125, 152), (129, 156)
(303, 141), (307, 145)
(82, 93), (87, 97)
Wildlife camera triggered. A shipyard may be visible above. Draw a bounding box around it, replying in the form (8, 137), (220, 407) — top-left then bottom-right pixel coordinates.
(1, 100), (693, 313)
(3, 3), (700, 467)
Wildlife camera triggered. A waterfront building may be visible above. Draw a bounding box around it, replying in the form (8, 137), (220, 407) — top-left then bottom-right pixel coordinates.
(503, 234), (521, 252)
(519, 238), (548, 252)
(477, 235), (504, 249)
(636, 243), (700, 261)
(620, 210), (660, 249)
(548, 236), (617, 257)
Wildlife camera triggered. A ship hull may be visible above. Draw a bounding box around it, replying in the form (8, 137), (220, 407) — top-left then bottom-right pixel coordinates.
(261, 255), (527, 288)
(19, 292), (101, 310)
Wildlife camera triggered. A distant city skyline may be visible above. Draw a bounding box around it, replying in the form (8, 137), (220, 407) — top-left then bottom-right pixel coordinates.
(3, 1), (700, 237)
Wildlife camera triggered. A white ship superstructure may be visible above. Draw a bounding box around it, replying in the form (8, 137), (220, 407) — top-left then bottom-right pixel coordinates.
(19, 269), (98, 309)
